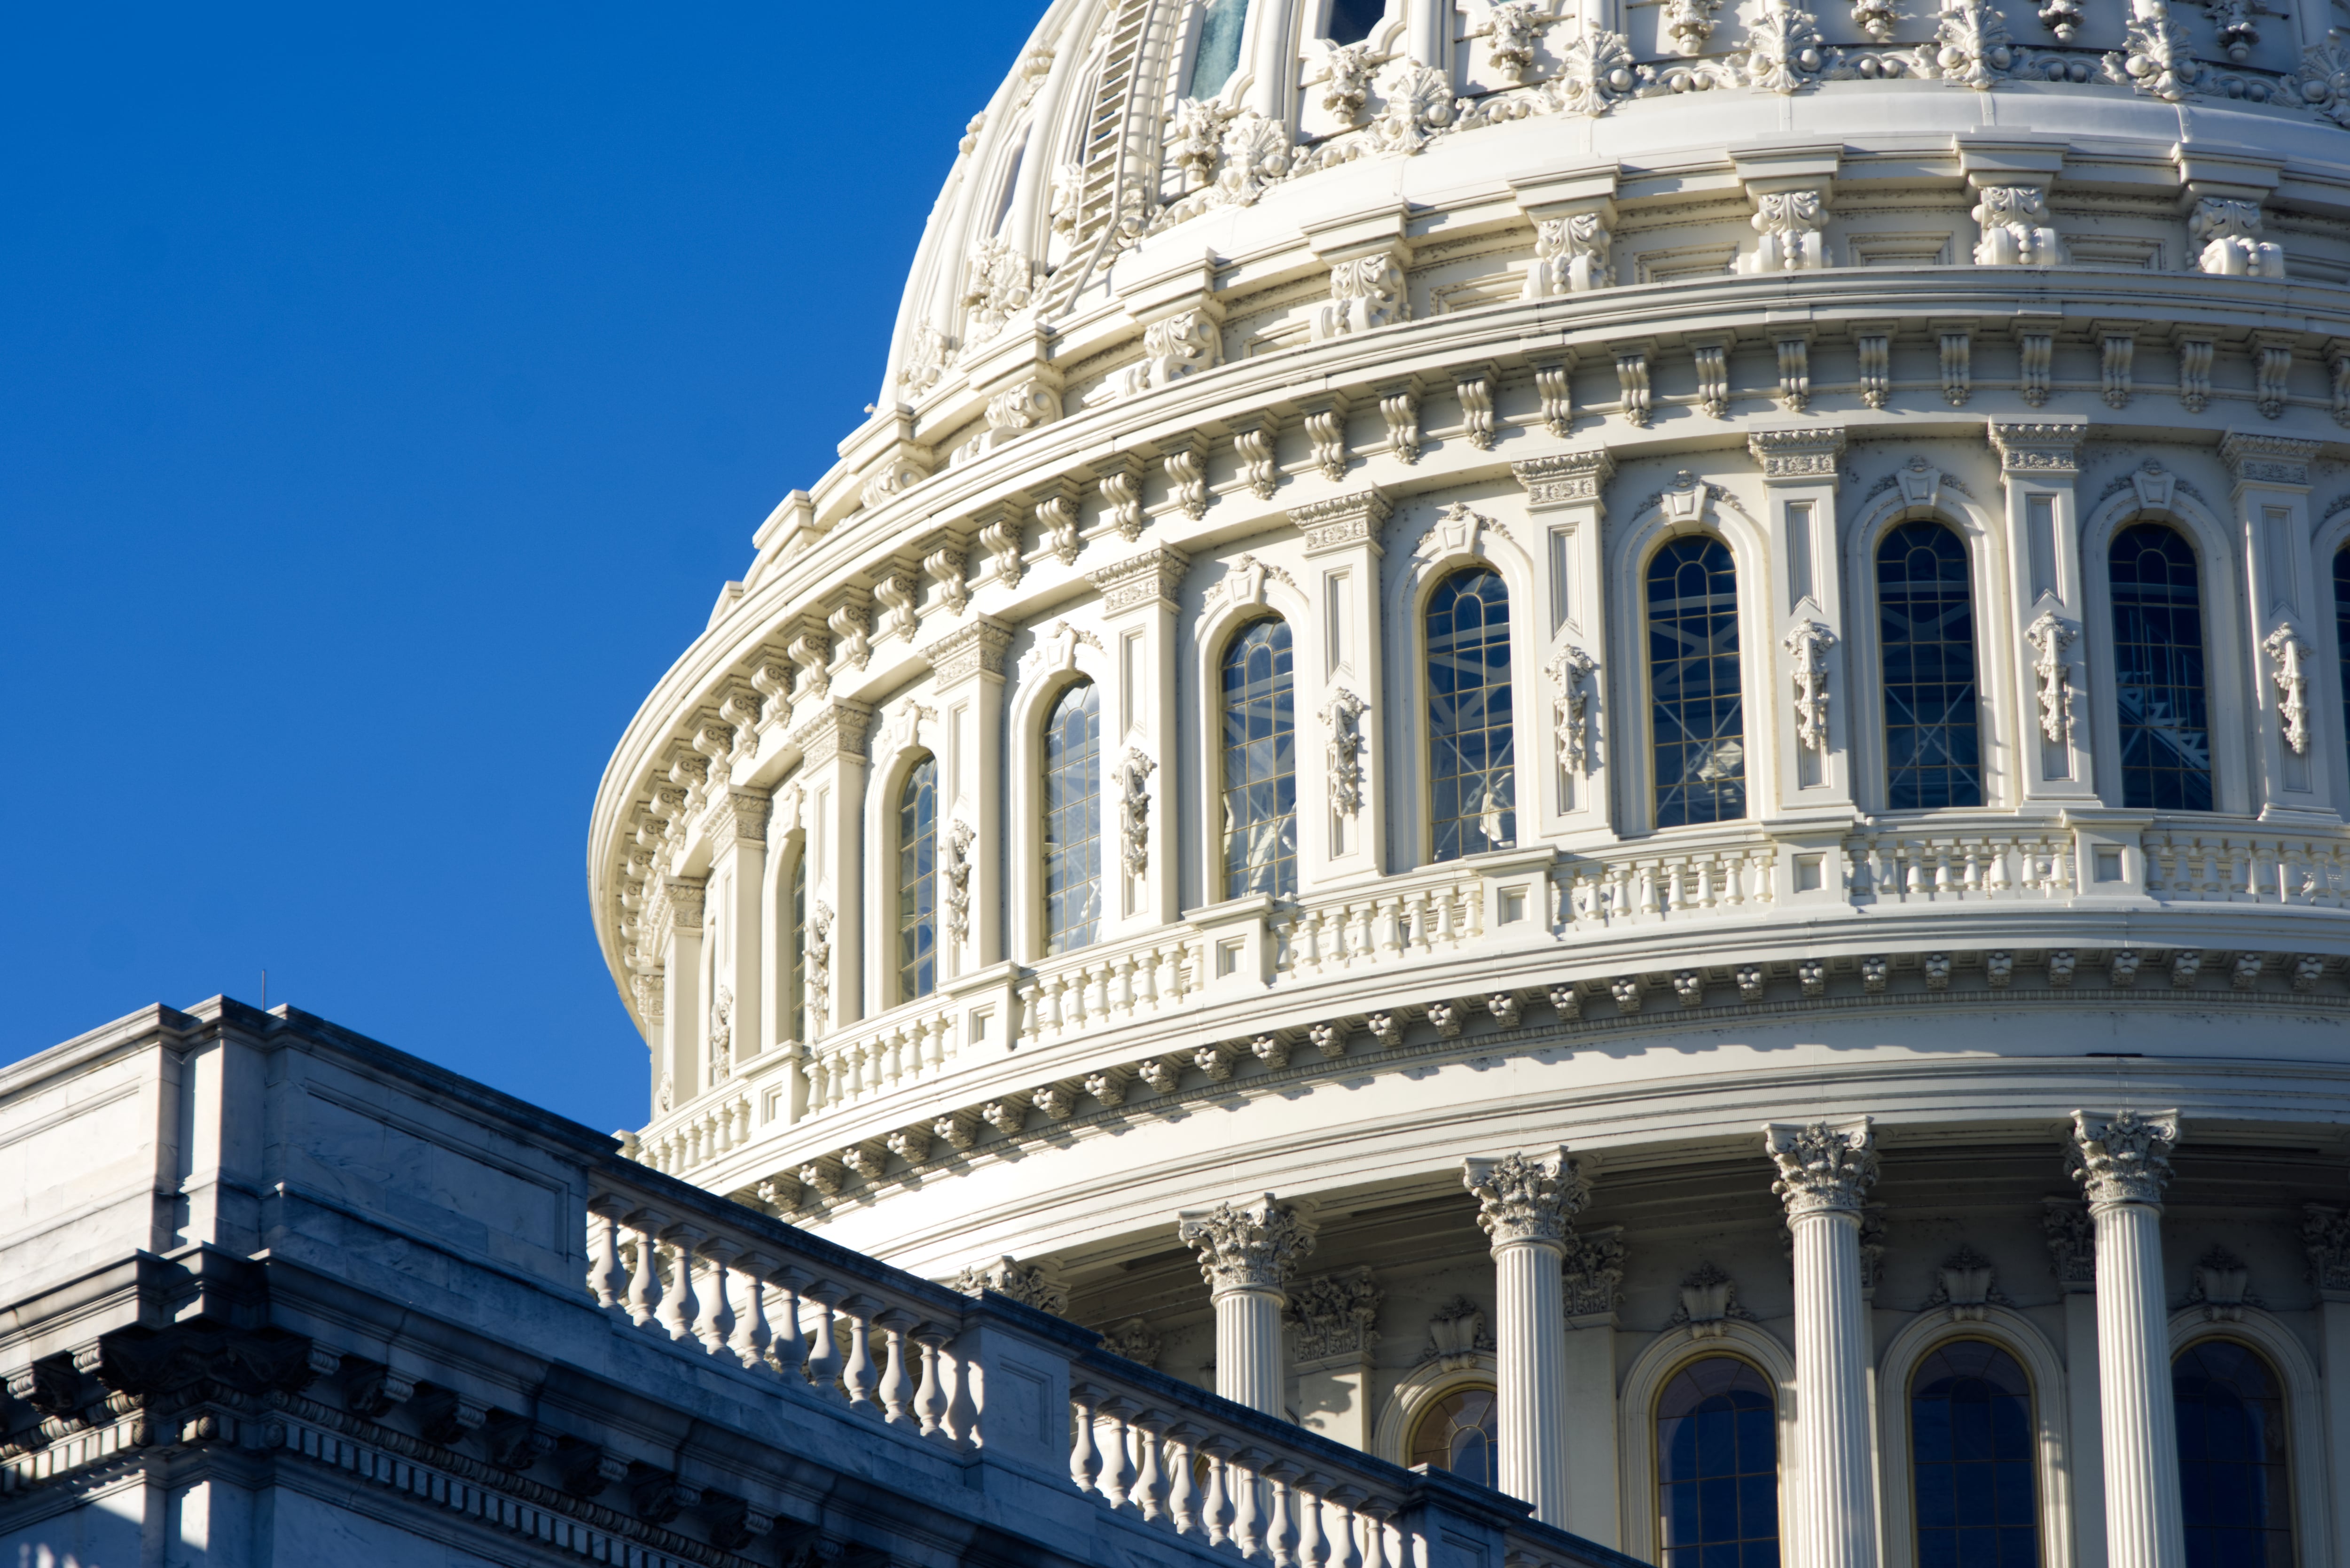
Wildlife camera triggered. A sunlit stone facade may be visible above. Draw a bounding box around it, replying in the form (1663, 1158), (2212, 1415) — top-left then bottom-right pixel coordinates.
(590, 0), (2350, 1561)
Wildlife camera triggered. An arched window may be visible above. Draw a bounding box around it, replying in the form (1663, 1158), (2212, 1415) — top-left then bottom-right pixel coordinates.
(1427, 568), (1516, 862)
(1911, 1340), (2037, 1567)
(1409, 1386), (1498, 1488)
(2175, 1339), (2294, 1563)
(1326, 0), (1385, 43)
(897, 757), (938, 1002)
(1189, 0), (1251, 98)
(786, 852), (807, 1040)
(2110, 523), (2213, 811)
(1044, 682), (1103, 954)
(2334, 546), (2350, 782)
(1221, 619), (1298, 897)
(1646, 537), (1746, 827)
(1878, 522), (1984, 810)
(1657, 1356), (1778, 1563)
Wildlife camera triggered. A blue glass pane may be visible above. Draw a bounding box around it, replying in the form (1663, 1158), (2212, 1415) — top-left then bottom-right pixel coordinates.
(1911, 1344), (2039, 1568)
(1220, 619), (1298, 898)
(1190, 0), (1250, 97)
(1659, 1358), (1778, 1560)
(2110, 523), (2213, 811)
(2176, 1340), (2294, 1567)
(1878, 522), (1983, 809)
(1042, 681), (1102, 954)
(897, 757), (938, 1001)
(1646, 538), (1745, 827)
(1426, 569), (1517, 861)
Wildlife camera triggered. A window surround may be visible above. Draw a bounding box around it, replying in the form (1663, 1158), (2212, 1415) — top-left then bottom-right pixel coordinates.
(859, 714), (945, 1022)
(2164, 1307), (2334, 1556)
(1875, 1308), (2076, 1568)
(1008, 629), (1115, 964)
(1191, 569), (1319, 907)
(2307, 518), (2350, 820)
(1841, 486), (2015, 815)
(2079, 488), (2251, 818)
(1616, 1323), (1796, 1565)
(1370, 1355), (1498, 1465)
(1607, 490), (1776, 837)
(1384, 505), (1541, 869)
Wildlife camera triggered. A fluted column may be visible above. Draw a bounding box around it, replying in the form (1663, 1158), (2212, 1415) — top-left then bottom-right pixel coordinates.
(2071, 1109), (2186, 1568)
(1178, 1195), (1316, 1416)
(1463, 1147), (1590, 1527)
(1764, 1118), (1881, 1568)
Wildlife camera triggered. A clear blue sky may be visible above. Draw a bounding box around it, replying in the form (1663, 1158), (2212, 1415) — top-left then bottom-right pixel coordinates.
(0, 4), (1034, 1133)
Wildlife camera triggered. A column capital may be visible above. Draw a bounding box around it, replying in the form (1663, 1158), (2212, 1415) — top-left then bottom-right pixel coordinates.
(1086, 545), (1190, 617)
(1462, 1147), (1592, 1248)
(785, 698), (874, 768)
(1987, 419), (2087, 476)
(1511, 450), (1615, 514)
(919, 615), (1014, 686)
(698, 788), (770, 848)
(2068, 1108), (2181, 1208)
(1291, 487), (1393, 556)
(2219, 430), (2321, 490)
(1747, 426), (1847, 485)
(1763, 1117), (1880, 1217)
(1178, 1195), (1317, 1296)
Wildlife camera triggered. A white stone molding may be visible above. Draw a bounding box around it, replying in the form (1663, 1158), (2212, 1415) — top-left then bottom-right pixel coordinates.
(1765, 1117), (1880, 1568)
(1743, 188), (1829, 273)
(1177, 1195), (1317, 1415)
(1004, 622), (1110, 963)
(2025, 611), (2080, 745)
(1874, 1306), (2077, 1568)
(1616, 1321), (1796, 1566)
(1369, 1352), (1500, 1466)
(1192, 560), (1322, 894)
(2190, 197), (2285, 277)
(1784, 620), (1836, 755)
(1971, 186), (2066, 265)
(2068, 1108), (2186, 1568)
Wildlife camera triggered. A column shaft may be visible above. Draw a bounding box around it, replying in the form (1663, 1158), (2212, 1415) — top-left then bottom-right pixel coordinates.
(2093, 1200), (2185, 1568)
(1789, 1209), (1878, 1568)
(1493, 1239), (1569, 1525)
(1215, 1287), (1286, 1417)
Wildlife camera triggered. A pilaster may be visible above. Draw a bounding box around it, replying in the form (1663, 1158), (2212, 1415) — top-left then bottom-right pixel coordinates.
(2069, 1108), (2186, 1568)
(1462, 1147), (1592, 1527)
(1561, 1227), (1624, 1548)
(1086, 548), (1187, 930)
(1990, 421), (2095, 803)
(787, 700), (873, 1035)
(1512, 452), (1614, 835)
(655, 876), (706, 1105)
(2047, 1197), (2107, 1568)
(1764, 1117), (1880, 1568)
(2222, 433), (2335, 822)
(1177, 1195), (1317, 1417)
(1293, 488), (1392, 877)
(1750, 428), (1851, 814)
(702, 788), (769, 1072)
(2303, 1204), (2350, 1568)
(922, 617), (1014, 976)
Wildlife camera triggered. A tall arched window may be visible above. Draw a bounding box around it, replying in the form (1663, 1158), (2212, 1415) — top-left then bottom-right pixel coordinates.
(1911, 1340), (2038, 1567)
(1409, 1386), (1498, 1488)
(1656, 1356), (1778, 1563)
(2334, 546), (2350, 784)
(2175, 1339), (2294, 1563)
(1188, 0), (1251, 97)
(2110, 523), (2213, 811)
(1427, 568), (1516, 862)
(1878, 522), (1984, 809)
(897, 757), (938, 1002)
(1044, 682), (1103, 954)
(786, 852), (807, 1040)
(1222, 619), (1298, 897)
(1647, 537), (1746, 827)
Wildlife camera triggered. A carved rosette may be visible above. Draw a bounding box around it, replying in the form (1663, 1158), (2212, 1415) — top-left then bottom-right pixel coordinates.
(1462, 1146), (1593, 1248)
(1763, 1118), (1879, 1217)
(2068, 1108), (2181, 1209)
(1177, 1195), (1318, 1296)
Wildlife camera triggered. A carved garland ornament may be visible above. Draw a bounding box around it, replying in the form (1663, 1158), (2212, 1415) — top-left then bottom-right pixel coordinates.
(1783, 621), (1836, 754)
(1321, 688), (1369, 817)
(2024, 611), (2079, 744)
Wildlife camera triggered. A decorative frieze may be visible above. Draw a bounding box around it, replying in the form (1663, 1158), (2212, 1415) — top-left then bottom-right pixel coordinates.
(1513, 449), (1615, 511)
(922, 616), (1014, 684)
(1292, 488), (1394, 557)
(1086, 545), (1190, 615)
(787, 699), (875, 769)
(2221, 431), (2319, 488)
(1989, 420), (2086, 474)
(1748, 426), (1845, 482)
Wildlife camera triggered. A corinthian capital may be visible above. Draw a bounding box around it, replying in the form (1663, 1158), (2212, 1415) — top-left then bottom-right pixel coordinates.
(1177, 1195), (1316, 1296)
(1462, 1147), (1592, 1248)
(2068, 1108), (2180, 1209)
(1763, 1118), (1879, 1217)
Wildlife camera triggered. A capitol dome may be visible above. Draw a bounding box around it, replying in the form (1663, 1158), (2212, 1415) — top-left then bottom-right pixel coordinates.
(591, 0), (2350, 1560)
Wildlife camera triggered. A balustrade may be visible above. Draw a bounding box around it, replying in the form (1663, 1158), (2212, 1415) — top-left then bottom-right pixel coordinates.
(2144, 829), (2350, 905)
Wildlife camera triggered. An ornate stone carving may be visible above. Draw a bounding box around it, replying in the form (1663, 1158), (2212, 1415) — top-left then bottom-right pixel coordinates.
(1670, 1262), (1755, 1338)
(2222, 431), (2320, 487)
(807, 900), (833, 1029)
(923, 616), (1014, 685)
(1162, 439), (1209, 520)
(961, 238), (1038, 343)
(1313, 251), (1407, 341)
(2024, 611), (2079, 744)
(1856, 329), (1892, 409)
(1514, 449), (1614, 511)
(1378, 382), (1423, 462)
(1971, 187), (2064, 265)
(1462, 1147), (1593, 1246)
(1615, 345), (1652, 427)
(1920, 1245), (2013, 1320)
(943, 819), (975, 945)
(1087, 544), (1189, 615)
(2192, 198), (2285, 276)
(1369, 61), (1457, 154)
(1100, 1318), (1162, 1366)
(1764, 1118), (1879, 1215)
(1177, 1196), (1317, 1295)
(1321, 688), (1369, 816)
(1525, 213), (1614, 296)
(1481, 0), (1547, 80)
(1743, 189), (1828, 272)
(1784, 621), (1835, 754)
(2105, 1), (2201, 101)
(2184, 1246), (2257, 1321)
(1321, 41), (1376, 122)
(1292, 487), (1393, 554)
(1549, 647), (1599, 775)
(1741, 0), (1825, 91)
(1092, 310), (1222, 406)
(2303, 1204), (2350, 1295)
(2264, 624), (2313, 754)
(1117, 747), (1155, 877)
(2068, 1108), (2181, 1208)
(1096, 456), (1145, 542)
(1552, 28), (1637, 115)
(1418, 1296), (1496, 1368)
(1750, 427), (1845, 482)
(1561, 1230), (1626, 1318)
(955, 1256), (1069, 1316)
(1918, 0), (2016, 86)
(1663, 0), (1721, 54)
(1285, 1266), (1383, 1359)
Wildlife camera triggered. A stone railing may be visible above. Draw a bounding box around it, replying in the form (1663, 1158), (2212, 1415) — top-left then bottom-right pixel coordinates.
(1270, 865), (1488, 980)
(1016, 926), (1211, 1049)
(582, 1159), (1634, 1568)
(2144, 828), (2350, 905)
(1842, 827), (2078, 903)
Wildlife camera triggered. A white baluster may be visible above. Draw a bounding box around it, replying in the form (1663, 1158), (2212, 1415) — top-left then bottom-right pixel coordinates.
(1096, 1397), (1138, 1510)
(1231, 1447), (1265, 1559)
(1294, 1472), (1329, 1568)
(1357, 1498), (1393, 1568)
(728, 1249), (774, 1368)
(693, 1237), (738, 1353)
(911, 1322), (952, 1438)
(623, 1208), (667, 1328)
(656, 1225), (703, 1342)
(800, 1280), (844, 1397)
(768, 1264), (811, 1381)
(1325, 1487), (1367, 1568)
(838, 1294), (879, 1409)
(1200, 1435), (1237, 1546)
(1132, 1410), (1169, 1523)
(587, 1194), (630, 1310)
(1166, 1421), (1202, 1534)
(874, 1308), (915, 1422)
(1263, 1460), (1300, 1568)
(1070, 1383), (1104, 1496)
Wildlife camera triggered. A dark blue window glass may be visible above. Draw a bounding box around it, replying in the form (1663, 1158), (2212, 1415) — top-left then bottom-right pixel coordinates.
(897, 757), (937, 1002)
(1427, 569), (1516, 862)
(1221, 619), (1298, 898)
(1043, 682), (1102, 954)
(2334, 547), (2350, 788)
(1326, 0), (1385, 42)
(1657, 1356), (1778, 1568)
(1647, 537), (1746, 827)
(2110, 523), (2212, 811)
(2176, 1340), (2294, 1568)
(1911, 1340), (2038, 1568)
(1879, 522), (1984, 810)
(1409, 1387), (1498, 1487)
(787, 852), (807, 1039)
